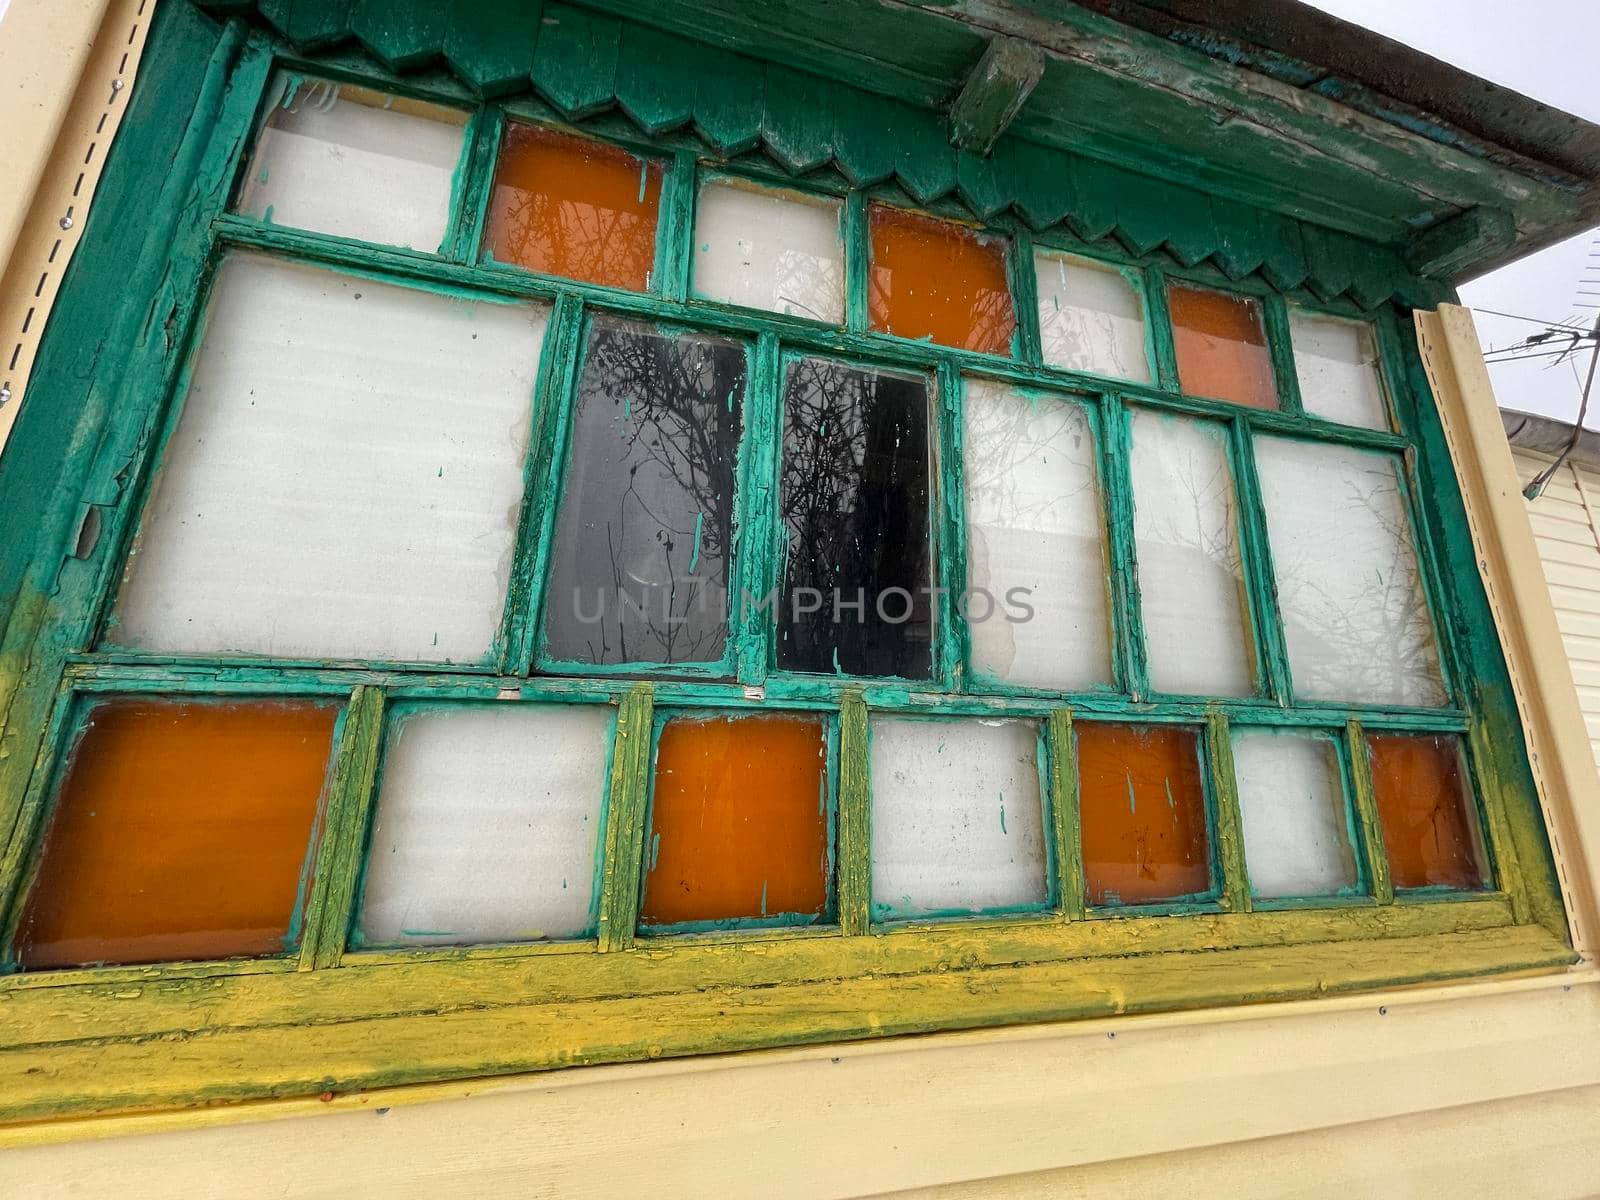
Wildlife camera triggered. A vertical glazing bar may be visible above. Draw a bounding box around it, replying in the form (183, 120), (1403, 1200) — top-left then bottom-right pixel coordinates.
(1204, 709), (1252, 914)
(735, 332), (782, 685)
(1008, 226), (1042, 367)
(837, 688), (871, 935)
(503, 292), (586, 675)
(1142, 266), (1180, 392)
(0, 679), (81, 956)
(300, 685), (386, 971)
(1345, 718), (1395, 905)
(1262, 294), (1304, 416)
(1098, 395), (1147, 699)
(597, 682), (655, 952)
(1464, 715), (1529, 920)
(653, 150), (697, 303)
(1227, 417), (1293, 704)
(1392, 451), (1464, 706)
(934, 359), (967, 692)
(442, 105), (504, 263)
(1047, 708), (1086, 920)
(843, 190), (870, 334)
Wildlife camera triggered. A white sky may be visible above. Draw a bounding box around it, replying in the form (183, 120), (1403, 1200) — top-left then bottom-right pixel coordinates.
(1304, 0), (1600, 427)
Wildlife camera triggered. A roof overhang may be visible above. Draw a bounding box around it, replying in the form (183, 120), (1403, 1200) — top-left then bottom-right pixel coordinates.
(196, 0), (1600, 289)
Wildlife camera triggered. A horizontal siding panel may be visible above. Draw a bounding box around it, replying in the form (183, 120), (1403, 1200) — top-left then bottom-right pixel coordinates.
(1542, 583), (1600, 614)
(1526, 495), (1589, 525)
(1539, 560), (1600, 595)
(1554, 606), (1600, 644)
(1528, 511), (1594, 546)
(1515, 447), (1600, 770)
(1529, 537), (1600, 569)
(1566, 658), (1600, 688)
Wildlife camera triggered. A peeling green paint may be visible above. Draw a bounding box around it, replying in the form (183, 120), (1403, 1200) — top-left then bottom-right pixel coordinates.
(0, 0), (1574, 1125)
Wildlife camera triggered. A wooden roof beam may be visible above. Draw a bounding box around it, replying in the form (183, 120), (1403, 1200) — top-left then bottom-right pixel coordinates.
(1406, 206), (1516, 279)
(948, 34), (1045, 156)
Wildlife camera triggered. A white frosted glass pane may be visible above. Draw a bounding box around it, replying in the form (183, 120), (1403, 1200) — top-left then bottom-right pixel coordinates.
(357, 704), (611, 946)
(871, 717), (1047, 918)
(1232, 730), (1358, 899)
(111, 254), (546, 664)
(693, 179), (844, 323)
(1290, 310), (1388, 429)
(963, 378), (1111, 690)
(1035, 250), (1150, 382)
(1129, 411), (1253, 696)
(1255, 438), (1446, 706)
(235, 79), (466, 252)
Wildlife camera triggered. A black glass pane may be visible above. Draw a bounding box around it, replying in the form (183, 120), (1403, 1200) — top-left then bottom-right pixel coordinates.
(777, 357), (933, 677)
(542, 317), (745, 666)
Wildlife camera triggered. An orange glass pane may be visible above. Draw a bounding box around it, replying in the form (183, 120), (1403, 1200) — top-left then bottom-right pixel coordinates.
(868, 205), (1015, 354)
(1366, 732), (1488, 891)
(483, 123), (663, 290)
(1077, 722), (1212, 906)
(13, 699), (338, 970)
(640, 714), (829, 927)
(1168, 282), (1279, 410)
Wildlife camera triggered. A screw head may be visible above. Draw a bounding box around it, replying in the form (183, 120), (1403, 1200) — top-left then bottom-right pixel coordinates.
(59, 215), (73, 230)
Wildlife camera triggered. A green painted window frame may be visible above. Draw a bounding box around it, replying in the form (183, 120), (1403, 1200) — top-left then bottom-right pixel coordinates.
(0, 15), (1572, 1123)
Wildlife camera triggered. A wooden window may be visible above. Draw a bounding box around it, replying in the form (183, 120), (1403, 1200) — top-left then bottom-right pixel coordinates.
(355, 704), (612, 948)
(640, 713), (832, 930)
(1288, 308), (1390, 430)
(1128, 410), (1254, 697)
(12, 699), (337, 970)
(0, 45), (1566, 1123)
(108, 254), (549, 666)
(1034, 249), (1151, 382)
(962, 377), (1112, 691)
(1254, 438), (1446, 707)
(235, 76), (469, 253)
(1076, 722), (1212, 907)
(693, 177), (844, 323)
(777, 356), (934, 678)
(484, 123), (663, 290)
(868, 205), (1015, 354)
(1167, 281), (1279, 410)
(869, 716), (1049, 920)
(540, 317), (747, 670)
(1365, 732), (1489, 891)
(1231, 730), (1360, 899)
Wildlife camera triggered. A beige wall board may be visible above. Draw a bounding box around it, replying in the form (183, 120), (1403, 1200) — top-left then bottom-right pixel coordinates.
(1417, 305), (1600, 957)
(882, 1083), (1600, 1199)
(5, 973), (1600, 1197)
(0, 0), (152, 455)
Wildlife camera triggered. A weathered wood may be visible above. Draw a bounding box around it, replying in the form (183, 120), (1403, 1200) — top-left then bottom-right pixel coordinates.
(1406, 206), (1517, 279)
(948, 35), (1045, 156)
(0, 924), (1568, 1124)
(836, 690), (871, 936)
(349, 0), (449, 72)
(595, 684), (654, 952)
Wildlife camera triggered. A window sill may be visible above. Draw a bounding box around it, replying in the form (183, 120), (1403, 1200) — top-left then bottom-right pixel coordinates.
(0, 902), (1572, 1126)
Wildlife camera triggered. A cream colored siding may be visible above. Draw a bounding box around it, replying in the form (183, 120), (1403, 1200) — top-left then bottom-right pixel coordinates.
(1513, 448), (1600, 773)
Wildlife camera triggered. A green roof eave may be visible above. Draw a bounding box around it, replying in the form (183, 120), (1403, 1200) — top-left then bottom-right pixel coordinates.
(190, 0), (1592, 294)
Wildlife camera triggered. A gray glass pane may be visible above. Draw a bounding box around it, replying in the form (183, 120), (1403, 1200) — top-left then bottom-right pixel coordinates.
(542, 317), (746, 666)
(778, 357), (933, 678)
